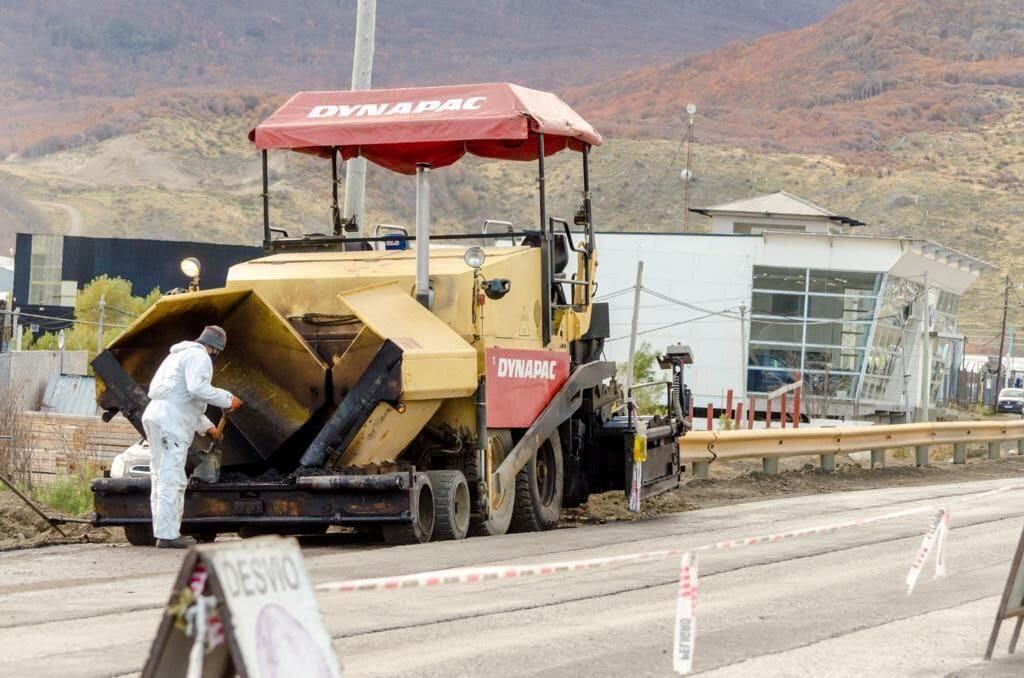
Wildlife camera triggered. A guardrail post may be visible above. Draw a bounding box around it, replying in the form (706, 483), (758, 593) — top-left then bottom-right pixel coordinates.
(706, 404), (713, 431)
(762, 457), (778, 475)
(870, 449), (885, 468)
(988, 441), (1001, 460)
(915, 445), (929, 467)
(954, 442), (967, 464)
(692, 461), (710, 479)
(780, 392), (788, 429)
(820, 453), (835, 472)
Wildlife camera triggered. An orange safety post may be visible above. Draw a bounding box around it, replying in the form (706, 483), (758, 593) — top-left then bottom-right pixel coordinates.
(793, 380), (802, 429)
(688, 398), (694, 424)
(780, 392), (788, 429)
(766, 397), (773, 429)
(748, 398), (755, 429)
(734, 402), (744, 429)
(725, 389), (734, 417)
(706, 403), (714, 431)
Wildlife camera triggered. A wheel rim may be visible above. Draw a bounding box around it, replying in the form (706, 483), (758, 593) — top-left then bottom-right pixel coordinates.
(453, 478), (471, 533)
(416, 480), (435, 537)
(536, 442), (556, 506)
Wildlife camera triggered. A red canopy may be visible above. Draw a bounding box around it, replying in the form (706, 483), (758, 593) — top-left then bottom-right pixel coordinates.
(248, 83), (602, 174)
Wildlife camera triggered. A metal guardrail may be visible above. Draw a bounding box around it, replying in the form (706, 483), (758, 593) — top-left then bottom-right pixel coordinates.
(680, 420), (1024, 477)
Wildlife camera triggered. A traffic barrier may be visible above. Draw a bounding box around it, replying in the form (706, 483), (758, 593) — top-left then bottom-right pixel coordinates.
(315, 482), (1024, 674)
(681, 420), (1024, 476)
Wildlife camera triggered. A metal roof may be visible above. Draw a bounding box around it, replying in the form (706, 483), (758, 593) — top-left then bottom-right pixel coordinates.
(41, 374), (101, 417)
(691, 191), (865, 227)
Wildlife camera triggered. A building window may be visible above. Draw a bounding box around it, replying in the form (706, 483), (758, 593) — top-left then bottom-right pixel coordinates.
(749, 265), (882, 400)
(28, 235), (64, 305)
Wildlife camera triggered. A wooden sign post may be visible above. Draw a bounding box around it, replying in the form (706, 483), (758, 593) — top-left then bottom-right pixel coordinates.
(144, 536), (342, 678)
(986, 524), (1024, 660)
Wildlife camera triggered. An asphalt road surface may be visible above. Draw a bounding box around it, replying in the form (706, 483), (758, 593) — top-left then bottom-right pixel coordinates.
(5, 478), (1024, 677)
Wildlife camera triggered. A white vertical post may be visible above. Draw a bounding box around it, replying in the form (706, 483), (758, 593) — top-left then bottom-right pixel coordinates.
(97, 294), (106, 354)
(415, 164), (431, 308)
(13, 307), (21, 351)
(1007, 326), (1016, 388)
(739, 303), (747, 399)
(624, 261), (645, 398)
(342, 0), (376, 235)
(920, 271), (930, 423)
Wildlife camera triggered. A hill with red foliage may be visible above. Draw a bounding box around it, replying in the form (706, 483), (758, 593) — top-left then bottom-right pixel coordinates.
(571, 0), (1024, 153)
(0, 0), (844, 157)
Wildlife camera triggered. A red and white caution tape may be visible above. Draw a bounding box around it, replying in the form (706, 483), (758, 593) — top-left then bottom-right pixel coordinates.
(906, 507), (953, 594)
(672, 553), (698, 675)
(313, 481), (1024, 674)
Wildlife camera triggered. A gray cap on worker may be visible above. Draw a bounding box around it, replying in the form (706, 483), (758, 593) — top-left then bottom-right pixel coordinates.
(197, 325), (227, 352)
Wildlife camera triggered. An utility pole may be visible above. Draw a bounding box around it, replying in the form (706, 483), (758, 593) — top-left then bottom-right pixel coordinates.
(995, 274), (1011, 402)
(681, 103), (697, 231)
(96, 294), (106, 355)
(624, 261), (645, 398)
(13, 307), (21, 351)
(342, 0), (376, 236)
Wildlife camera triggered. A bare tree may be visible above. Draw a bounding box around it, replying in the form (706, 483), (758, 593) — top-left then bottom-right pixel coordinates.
(0, 386), (34, 489)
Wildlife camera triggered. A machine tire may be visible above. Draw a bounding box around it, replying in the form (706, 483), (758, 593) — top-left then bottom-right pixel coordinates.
(468, 429), (515, 537)
(509, 432), (564, 533)
(382, 473), (435, 545)
(425, 470), (471, 540)
(124, 524), (156, 546)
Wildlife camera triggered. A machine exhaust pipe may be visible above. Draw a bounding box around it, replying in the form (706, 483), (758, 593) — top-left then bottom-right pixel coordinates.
(415, 162), (431, 308)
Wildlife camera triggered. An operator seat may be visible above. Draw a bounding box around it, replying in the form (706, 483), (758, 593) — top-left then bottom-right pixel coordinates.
(521, 231), (569, 305)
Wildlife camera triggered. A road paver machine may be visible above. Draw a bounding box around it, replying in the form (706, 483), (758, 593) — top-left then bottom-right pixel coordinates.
(91, 83), (692, 544)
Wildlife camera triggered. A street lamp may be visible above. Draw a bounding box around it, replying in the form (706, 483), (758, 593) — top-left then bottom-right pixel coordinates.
(180, 257), (201, 292)
(682, 103), (697, 231)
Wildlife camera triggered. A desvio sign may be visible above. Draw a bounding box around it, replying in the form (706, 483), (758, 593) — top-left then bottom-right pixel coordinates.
(486, 347), (569, 428)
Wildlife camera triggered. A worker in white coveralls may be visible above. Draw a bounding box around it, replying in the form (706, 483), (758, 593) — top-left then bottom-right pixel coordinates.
(141, 325), (243, 548)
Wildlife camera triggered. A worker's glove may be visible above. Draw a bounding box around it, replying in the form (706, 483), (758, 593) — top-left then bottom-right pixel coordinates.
(228, 395), (244, 412)
(207, 426), (224, 443)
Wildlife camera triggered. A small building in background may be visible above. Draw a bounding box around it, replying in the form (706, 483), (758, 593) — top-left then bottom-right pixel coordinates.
(10, 233), (262, 333)
(0, 350), (89, 411)
(0, 255), (13, 302)
(594, 192), (991, 423)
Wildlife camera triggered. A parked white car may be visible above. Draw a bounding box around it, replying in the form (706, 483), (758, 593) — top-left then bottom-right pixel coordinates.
(996, 388), (1024, 415)
(109, 439), (152, 479)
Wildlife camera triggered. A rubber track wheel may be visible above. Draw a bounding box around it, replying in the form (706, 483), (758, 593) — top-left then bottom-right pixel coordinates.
(509, 433), (564, 533)
(123, 524), (156, 547)
(468, 429), (515, 537)
(383, 473), (435, 545)
(425, 470), (471, 541)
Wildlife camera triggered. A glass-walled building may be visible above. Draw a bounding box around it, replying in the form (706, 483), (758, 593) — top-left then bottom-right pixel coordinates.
(594, 192), (991, 422)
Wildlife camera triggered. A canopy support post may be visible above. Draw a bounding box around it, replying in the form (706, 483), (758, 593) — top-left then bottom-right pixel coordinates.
(415, 162), (432, 309)
(261, 150), (271, 250)
(538, 134), (551, 345)
(331, 147), (343, 236)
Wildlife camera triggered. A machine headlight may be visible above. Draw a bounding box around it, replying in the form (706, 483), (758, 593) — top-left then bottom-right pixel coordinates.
(180, 257), (201, 279)
(463, 246), (486, 269)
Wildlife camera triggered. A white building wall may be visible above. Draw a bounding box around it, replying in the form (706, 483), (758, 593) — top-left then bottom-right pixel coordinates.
(596, 234), (757, 405)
